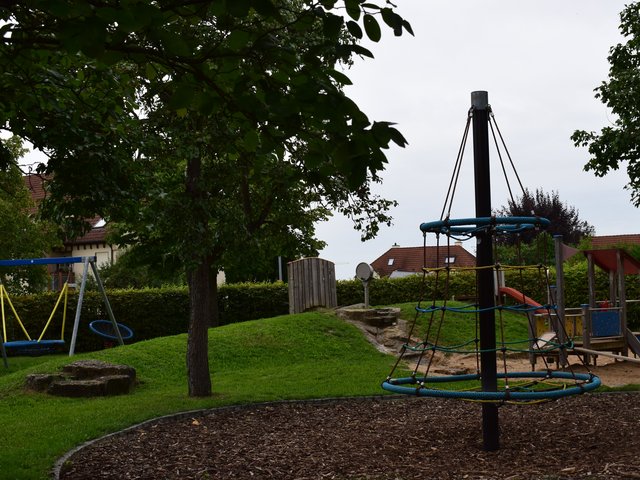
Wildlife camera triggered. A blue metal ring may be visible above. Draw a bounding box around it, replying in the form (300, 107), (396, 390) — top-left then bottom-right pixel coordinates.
(382, 371), (600, 401)
(89, 320), (134, 341)
(420, 216), (550, 235)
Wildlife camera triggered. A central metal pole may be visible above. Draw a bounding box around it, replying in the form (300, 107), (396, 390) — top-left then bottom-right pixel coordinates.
(471, 90), (499, 451)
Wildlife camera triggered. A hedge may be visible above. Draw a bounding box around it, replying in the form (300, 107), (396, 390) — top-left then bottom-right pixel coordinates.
(4, 267), (639, 353)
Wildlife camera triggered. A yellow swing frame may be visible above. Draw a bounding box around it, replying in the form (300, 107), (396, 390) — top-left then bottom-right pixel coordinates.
(0, 281), (69, 345)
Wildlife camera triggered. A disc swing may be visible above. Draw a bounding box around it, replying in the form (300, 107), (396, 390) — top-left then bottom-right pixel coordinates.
(0, 256), (123, 361)
(381, 92), (601, 451)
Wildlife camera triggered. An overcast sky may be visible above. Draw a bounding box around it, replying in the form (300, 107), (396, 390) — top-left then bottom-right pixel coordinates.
(316, 0), (638, 279)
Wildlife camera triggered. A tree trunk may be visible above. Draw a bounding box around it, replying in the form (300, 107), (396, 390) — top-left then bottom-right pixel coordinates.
(185, 153), (212, 397)
(187, 256), (213, 397)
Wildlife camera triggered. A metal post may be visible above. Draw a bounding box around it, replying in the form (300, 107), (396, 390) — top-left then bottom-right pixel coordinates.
(471, 91), (499, 451)
(68, 257), (90, 356)
(90, 260), (124, 346)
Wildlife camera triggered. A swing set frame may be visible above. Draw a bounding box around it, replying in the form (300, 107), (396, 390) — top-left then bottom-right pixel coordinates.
(0, 256), (121, 366)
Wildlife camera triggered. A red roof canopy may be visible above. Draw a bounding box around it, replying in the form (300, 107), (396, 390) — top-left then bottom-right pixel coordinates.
(584, 249), (640, 275)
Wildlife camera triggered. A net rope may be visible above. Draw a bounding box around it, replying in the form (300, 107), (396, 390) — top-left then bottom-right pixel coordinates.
(382, 107), (600, 404)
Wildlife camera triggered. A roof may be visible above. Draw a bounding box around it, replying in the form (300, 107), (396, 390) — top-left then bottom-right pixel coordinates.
(589, 234), (640, 248)
(23, 175), (109, 246)
(371, 245), (476, 278)
(583, 249), (640, 275)
(23, 173), (47, 202)
(68, 217), (109, 246)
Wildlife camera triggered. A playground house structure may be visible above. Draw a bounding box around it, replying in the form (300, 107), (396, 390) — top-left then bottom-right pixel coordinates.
(522, 243), (640, 367)
(0, 256), (123, 364)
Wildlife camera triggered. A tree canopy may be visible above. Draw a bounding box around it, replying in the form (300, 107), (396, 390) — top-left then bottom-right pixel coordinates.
(572, 2), (640, 207)
(0, 1), (413, 396)
(0, 137), (60, 293)
(495, 188), (594, 245)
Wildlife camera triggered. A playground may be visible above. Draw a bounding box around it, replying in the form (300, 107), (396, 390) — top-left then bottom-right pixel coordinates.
(21, 92), (640, 478)
(59, 392), (640, 479)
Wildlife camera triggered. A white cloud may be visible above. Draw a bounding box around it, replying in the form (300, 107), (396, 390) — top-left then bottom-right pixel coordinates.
(317, 0), (637, 279)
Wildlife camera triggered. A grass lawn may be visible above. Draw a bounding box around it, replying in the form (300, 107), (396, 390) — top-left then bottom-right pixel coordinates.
(0, 304), (635, 478)
(0, 312), (400, 479)
(393, 301), (531, 348)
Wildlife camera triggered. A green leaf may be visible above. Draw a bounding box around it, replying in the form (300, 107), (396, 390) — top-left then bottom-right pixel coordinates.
(145, 63), (158, 81)
(157, 29), (191, 57)
(250, 0), (279, 17)
(380, 8), (402, 30)
(168, 82), (195, 111)
(349, 44), (374, 58)
(346, 20), (363, 39)
(388, 127), (408, 148)
(322, 13), (343, 39)
(403, 20), (415, 36)
(227, 0), (251, 17)
(363, 14), (381, 42)
(327, 69), (353, 86)
(242, 130), (260, 152)
(344, 0), (361, 21)
(226, 30), (251, 51)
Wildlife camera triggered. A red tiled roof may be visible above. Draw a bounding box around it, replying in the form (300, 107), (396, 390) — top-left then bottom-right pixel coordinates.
(371, 245), (476, 278)
(68, 218), (108, 246)
(23, 175), (108, 246)
(23, 173), (47, 202)
(590, 235), (640, 248)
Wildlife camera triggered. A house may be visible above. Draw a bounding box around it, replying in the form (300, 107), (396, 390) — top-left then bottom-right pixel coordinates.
(23, 174), (122, 285)
(588, 234), (640, 249)
(371, 243), (476, 278)
(23, 174), (226, 287)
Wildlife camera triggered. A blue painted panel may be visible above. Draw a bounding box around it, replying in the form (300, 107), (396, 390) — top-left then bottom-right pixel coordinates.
(591, 310), (621, 337)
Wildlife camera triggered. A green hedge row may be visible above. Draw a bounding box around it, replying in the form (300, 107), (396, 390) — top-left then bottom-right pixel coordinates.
(5, 267), (639, 353)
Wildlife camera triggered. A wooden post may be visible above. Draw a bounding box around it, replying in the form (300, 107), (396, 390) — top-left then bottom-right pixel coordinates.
(471, 91), (499, 452)
(617, 250), (628, 356)
(554, 236), (567, 367)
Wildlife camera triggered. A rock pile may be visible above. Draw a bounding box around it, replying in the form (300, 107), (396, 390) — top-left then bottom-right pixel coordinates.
(25, 360), (136, 397)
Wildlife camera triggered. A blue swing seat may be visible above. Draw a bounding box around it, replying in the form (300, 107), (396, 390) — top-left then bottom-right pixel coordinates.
(4, 339), (65, 356)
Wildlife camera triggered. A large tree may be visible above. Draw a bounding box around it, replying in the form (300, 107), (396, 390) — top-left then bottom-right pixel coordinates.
(572, 2), (640, 206)
(0, 1), (412, 396)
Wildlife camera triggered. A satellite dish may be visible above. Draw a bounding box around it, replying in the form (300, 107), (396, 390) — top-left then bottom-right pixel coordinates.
(356, 262), (373, 282)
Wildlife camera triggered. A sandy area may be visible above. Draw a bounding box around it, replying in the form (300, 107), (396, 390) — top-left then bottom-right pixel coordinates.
(414, 351), (640, 387)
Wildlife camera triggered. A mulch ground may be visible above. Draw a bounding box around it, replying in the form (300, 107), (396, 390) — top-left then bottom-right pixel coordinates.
(57, 393), (640, 479)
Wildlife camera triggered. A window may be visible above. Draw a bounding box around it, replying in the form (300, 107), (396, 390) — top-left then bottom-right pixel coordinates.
(388, 258), (394, 266)
(444, 256), (456, 264)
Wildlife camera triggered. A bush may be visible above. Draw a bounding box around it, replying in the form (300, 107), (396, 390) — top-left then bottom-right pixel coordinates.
(4, 283), (289, 353)
(4, 265), (638, 353)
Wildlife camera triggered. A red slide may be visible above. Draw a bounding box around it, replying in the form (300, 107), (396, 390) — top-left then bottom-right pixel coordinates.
(498, 286), (547, 314)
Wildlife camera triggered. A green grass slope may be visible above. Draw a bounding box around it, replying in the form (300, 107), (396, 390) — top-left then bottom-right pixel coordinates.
(0, 312), (397, 479)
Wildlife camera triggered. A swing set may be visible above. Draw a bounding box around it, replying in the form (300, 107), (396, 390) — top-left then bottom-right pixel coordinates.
(0, 256), (122, 365)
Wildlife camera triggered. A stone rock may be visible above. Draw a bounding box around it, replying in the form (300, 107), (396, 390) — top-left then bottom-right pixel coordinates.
(25, 360), (136, 398)
(48, 379), (106, 397)
(62, 360), (136, 382)
(25, 373), (65, 392)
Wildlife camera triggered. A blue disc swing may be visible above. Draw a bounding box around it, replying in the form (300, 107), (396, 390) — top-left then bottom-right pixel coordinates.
(381, 92), (601, 451)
